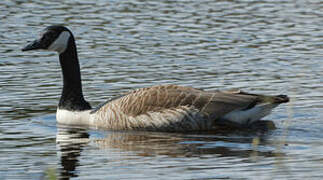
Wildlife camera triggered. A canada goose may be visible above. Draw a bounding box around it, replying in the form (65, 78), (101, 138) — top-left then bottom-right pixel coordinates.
(22, 25), (289, 132)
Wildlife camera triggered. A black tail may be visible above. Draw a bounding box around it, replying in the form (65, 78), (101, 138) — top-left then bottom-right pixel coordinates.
(273, 95), (289, 103)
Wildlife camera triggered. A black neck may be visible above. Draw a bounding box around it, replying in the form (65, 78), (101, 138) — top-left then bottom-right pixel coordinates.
(58, 36), (91, 111)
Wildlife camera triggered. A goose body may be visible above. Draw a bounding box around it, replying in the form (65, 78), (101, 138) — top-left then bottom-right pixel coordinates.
(22, 26), (289, 132)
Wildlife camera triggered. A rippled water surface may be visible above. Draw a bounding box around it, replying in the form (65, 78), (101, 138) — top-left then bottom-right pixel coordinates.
(1, 0), (323, 179)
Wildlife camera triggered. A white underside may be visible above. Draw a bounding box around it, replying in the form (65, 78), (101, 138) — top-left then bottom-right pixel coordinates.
(56, 108), (92, 126)
(223, 103), (278, 125)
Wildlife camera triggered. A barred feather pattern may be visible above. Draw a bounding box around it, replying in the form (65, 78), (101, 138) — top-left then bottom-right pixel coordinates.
(90, 85), (215, 131)
(88, 84), (289, 131)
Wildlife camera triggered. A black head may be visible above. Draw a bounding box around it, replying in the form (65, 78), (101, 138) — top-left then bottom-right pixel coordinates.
(22, 25), (73, 54)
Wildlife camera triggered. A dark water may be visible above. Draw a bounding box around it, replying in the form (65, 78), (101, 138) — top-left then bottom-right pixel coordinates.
(1, 0), (323, 179)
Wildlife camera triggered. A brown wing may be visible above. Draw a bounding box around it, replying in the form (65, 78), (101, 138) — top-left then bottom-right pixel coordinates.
(115, 84), (204, 116)
(99, 84), (288, 122)
(199, 89), (289, 120)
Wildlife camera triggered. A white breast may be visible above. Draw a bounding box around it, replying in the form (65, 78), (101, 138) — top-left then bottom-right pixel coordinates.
(56, 108), (92, 126)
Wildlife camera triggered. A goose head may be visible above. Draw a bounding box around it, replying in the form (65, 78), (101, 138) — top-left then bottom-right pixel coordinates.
(22, 26), (72, 54)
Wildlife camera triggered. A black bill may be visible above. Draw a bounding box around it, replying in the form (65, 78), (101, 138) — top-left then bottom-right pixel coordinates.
(22, 40), (42, 51)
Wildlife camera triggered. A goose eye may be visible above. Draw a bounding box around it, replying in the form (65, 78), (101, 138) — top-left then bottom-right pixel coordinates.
(45, 31), (55, 39)
(39, 31), (55, 42)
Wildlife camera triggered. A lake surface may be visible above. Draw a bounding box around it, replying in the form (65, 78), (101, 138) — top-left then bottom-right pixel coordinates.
(1, 0), (323, 179)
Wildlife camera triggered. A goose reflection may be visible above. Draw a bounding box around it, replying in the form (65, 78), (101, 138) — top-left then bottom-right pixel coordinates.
(56, 122), (283, 179)
(56, 126), (89, 179)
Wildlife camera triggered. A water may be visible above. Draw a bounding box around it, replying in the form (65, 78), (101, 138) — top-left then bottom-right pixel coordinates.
(1, 0), (322, 179)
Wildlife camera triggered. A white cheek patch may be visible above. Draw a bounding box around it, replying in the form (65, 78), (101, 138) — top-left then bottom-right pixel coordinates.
(48, 31), (71, 54)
